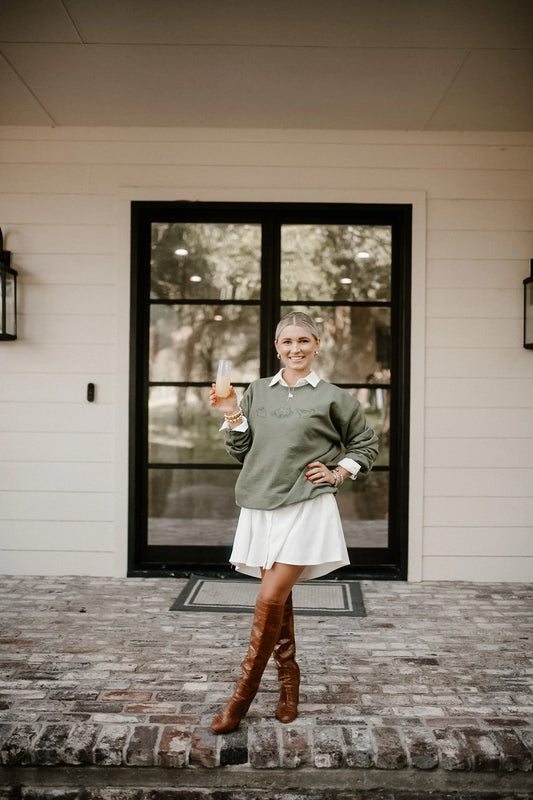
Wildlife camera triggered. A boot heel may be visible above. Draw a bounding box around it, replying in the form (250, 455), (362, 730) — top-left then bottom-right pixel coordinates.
(275, 662), (300, 722)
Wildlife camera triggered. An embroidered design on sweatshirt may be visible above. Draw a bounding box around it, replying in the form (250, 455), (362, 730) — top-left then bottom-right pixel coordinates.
(271, 406), (294, 419)
(296, 408), (317, 417)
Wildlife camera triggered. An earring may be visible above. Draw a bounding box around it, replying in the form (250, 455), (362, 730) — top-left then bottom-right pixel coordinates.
(276, 353), (281, 359)
(314, 351), (319, 356)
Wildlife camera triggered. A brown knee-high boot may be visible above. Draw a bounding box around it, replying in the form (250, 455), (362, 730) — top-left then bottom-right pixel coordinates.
(211, 597), (285, 734)
(273, 591), (300, 723)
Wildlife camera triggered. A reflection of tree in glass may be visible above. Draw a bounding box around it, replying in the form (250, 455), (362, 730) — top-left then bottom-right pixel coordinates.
(281, 225), (391, 302)
(150, 221), (262, 386)
(149, 386), (235, 466)
(281, 225), (391, 386)
(151, 223), (261, 300)
(150, 305), (260, 384)
(149, 223), (262, 461)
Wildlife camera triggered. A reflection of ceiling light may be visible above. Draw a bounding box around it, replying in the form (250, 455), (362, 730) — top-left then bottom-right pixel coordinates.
(189, 275), (202, 282)
(357, 251), (370, 259)
(340, 277), (352, 284)
(175, 248), (188, 256)
(214, 315), (223, 321)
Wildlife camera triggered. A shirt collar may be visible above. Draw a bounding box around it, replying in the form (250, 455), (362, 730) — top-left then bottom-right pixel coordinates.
(269, 369), (320, 388)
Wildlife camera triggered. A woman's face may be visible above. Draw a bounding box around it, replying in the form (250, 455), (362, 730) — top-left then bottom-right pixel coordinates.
(275, 324), (319, 374)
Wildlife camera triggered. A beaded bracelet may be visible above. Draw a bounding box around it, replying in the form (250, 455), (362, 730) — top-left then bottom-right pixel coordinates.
(224, 408), (243, 423)
(331, 467), (344, 486)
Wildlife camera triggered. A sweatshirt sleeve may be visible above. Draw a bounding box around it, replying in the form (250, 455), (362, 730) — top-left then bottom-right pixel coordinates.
(334, 393), (379, 474)
(224, 385), (253, 464)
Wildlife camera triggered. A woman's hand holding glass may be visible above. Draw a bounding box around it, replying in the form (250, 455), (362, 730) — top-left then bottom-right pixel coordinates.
(210, 384), (240, 416)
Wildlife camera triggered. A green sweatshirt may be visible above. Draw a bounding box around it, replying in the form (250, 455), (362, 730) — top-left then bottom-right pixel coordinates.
(225, 377), (379, 510)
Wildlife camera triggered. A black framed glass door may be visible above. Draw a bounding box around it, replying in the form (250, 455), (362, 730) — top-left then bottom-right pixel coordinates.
(129, 202), (411, 579)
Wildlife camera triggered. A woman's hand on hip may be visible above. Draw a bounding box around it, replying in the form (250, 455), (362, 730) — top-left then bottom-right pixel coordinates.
(306, 461), (335, 485)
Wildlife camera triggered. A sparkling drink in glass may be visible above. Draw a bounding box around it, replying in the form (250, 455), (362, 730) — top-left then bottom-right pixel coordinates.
(215, 359), (232, 398)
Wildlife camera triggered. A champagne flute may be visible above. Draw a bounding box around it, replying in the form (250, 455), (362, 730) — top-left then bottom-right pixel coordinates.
(215, 359), (232, 398)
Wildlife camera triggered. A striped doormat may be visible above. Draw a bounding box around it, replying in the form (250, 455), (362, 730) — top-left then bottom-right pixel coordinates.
(170, 575), (366, 617)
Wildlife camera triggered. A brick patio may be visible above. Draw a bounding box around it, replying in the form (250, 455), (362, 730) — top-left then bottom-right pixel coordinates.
(0, 575), (531, 797)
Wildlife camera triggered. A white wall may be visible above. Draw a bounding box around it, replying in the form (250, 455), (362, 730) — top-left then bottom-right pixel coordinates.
(0, 127), (532, 581)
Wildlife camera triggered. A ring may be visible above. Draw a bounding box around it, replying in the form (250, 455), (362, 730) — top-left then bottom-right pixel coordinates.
(321, 471), (325, 477)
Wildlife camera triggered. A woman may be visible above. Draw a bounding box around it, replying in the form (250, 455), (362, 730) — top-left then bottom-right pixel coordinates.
(209, 312), (378, 734)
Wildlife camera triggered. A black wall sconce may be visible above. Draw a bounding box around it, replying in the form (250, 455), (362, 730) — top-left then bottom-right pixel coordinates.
(0, 228), (17, 341)
(524, 259), (533, 350)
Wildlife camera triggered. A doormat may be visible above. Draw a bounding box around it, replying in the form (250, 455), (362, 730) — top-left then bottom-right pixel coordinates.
(169, 575), (366, 617)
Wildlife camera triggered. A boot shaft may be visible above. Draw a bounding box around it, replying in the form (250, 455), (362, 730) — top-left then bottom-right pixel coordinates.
(273, 592), (296, 666)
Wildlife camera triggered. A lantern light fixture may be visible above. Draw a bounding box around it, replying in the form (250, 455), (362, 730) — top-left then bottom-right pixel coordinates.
(0, 227), (17, 341)
(524, 259), (533, 349)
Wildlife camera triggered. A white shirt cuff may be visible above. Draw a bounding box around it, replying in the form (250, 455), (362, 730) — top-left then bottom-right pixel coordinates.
(338, 457), (361, 479)
(220, 417), (249, 432)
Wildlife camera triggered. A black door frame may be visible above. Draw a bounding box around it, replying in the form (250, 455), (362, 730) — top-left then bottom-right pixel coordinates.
(128, 201), (411, 580)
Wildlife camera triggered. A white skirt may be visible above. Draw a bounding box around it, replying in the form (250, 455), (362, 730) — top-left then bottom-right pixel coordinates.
(229, 493), (350, 582)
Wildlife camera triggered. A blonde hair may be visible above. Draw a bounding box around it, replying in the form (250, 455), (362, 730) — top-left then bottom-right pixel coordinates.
(275, 311), (320, 341)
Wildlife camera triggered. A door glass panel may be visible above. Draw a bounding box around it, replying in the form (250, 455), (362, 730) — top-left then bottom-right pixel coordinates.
(148, 468), (239, 546)
(151, 222), (261, 300)
(149, 386), (235, 465)
(149, 304), (260, 382)
(284, 305), (390, 384)
(347, 388), (390, 467)
(337, 471), (389, 548)
(281, 224), (391, 302)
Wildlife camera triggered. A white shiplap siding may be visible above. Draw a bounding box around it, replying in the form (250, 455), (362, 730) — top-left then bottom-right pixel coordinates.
(424, 170), (533, 581)
(0, 127), (531, 580)
(0, 162), (116, 575)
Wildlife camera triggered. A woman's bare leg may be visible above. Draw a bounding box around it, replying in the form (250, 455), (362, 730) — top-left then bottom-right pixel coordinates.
(259, 562), (305, 604)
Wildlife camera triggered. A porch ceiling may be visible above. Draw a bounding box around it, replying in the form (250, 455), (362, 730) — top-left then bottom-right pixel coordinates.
(0, 0), (532, 130)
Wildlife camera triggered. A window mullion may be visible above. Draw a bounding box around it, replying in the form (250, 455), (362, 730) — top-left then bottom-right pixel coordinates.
(260, 216), (281, 376)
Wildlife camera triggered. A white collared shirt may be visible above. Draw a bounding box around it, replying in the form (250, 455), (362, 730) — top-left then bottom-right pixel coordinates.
(268, 368), (321, 389)
(220, 369), (360, 479)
